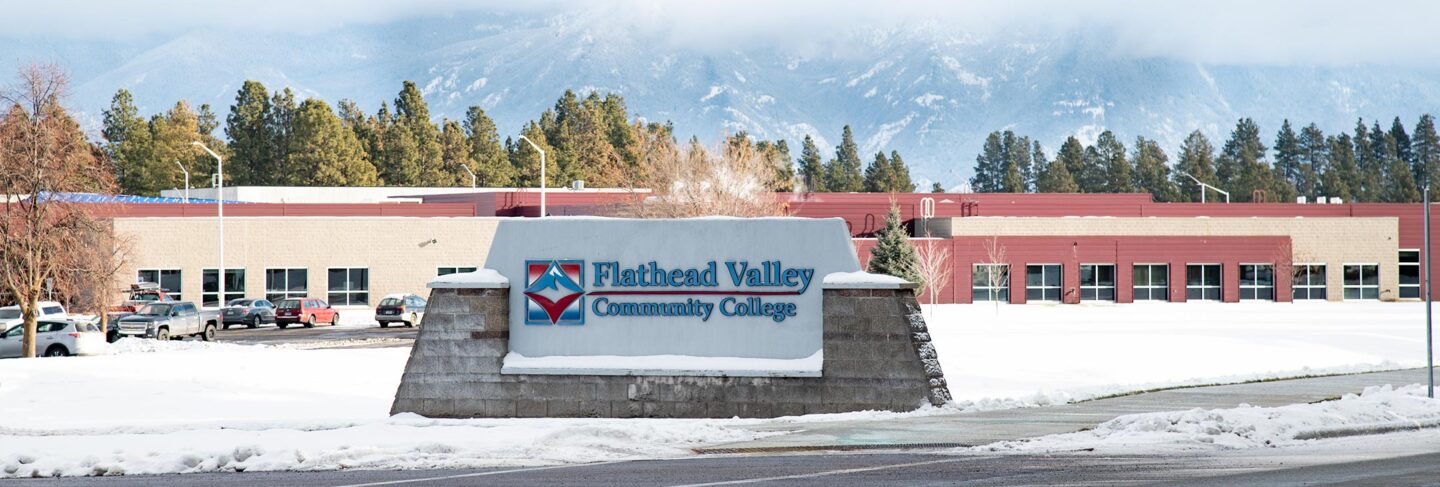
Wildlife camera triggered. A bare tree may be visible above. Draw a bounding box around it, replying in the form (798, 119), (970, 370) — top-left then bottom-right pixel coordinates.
(914, 235), (952, 317)
(0, 64), (113, 357)
(980, 236), (1010, 313)
(622, 136), (787, 218)
(52, 222), (130, 334)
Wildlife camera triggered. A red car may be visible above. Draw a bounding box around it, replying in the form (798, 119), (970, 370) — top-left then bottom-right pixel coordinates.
(275, 298), (339, 329)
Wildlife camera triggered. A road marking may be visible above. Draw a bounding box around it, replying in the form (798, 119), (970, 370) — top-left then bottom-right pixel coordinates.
(667, 457), (967, 486)
(331, 463), (611, 487)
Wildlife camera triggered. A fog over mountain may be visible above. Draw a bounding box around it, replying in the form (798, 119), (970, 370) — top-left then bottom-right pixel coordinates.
(4, 1), (1439, 187)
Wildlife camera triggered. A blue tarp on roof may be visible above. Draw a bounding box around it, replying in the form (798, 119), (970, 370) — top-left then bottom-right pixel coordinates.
(33, 192), (251, 204)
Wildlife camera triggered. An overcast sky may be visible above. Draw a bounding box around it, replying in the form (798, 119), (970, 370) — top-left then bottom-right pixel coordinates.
(5, 0), (1440, 66)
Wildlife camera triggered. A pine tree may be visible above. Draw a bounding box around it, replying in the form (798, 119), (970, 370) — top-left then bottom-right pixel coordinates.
(931, 182), (944, 193)
(509, 121), (559, 187)
(863, 152), (893, 192)
(266, 88), (297, 184)
(1273, 119), (1302, 189)
(1132, 136), (1180, 202)
(867, 204), (923, 292)
(290, 99), (378, 186)
(758, 139), (794, 191)
(1173, 130), (1217, 202)
(797, 135), (826, 192)
(224, 80), (272, 186)
(1095, 130), (1132, 193)
(1035, 154), (1080, 193)
(1216, 118), (1286, 202)
(1323, 134), (1361, 202)
(1357, 122), (1388, 202)
(148, 101), (220, 196)
(1000, 131), (1030, 192)
(1392, 116), (1415, 180)
(970, 131), (1005, 192)
(463, 106), (514, 187)
(1055, 136), (1089, 192)
(824, 125), (864, 192)
(197, 104), (219, 137)
(1415, 114), (1440, 191)
(378, 81), (445, 186)
(888, 150), (915, 192)
(102, 89), (153, 194)
(600, 94), (641, 181)
(1029, 140), (1047, 191)
(1080, 145), (1106, 193)
(1296, 123), (1327, 198)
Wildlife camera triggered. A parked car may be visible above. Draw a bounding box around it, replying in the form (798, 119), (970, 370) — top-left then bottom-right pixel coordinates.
(0, 301), (68, 331)
(376, 294), (427, 328)
(274, 298), (339, 329)
(113, 302), (221, 341)
(0, 318), (108, 358)
(221, 298), (277, 329)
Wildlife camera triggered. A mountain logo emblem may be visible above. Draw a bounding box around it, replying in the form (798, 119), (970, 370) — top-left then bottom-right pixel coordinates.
(524, 259), (585, 325)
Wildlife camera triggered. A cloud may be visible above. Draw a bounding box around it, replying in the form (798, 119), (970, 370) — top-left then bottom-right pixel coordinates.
(4, 0), (1439, 66)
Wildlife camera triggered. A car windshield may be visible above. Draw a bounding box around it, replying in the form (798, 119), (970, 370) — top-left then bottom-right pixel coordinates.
(379, 298), (403, 307)
(136, 303), (174, 316)
(227, 299), (253, 307)
(278, 299), (301, 309)
(0, 309), (19, 320)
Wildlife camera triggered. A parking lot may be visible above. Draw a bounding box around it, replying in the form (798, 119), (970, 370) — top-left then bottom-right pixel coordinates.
(215, 323), (416, 348)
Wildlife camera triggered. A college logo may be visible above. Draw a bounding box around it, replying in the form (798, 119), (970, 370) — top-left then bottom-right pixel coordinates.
(524, 259), (585, 325)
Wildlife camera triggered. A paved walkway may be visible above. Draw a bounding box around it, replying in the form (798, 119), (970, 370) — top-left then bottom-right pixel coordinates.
(697, 367), (1438, 453)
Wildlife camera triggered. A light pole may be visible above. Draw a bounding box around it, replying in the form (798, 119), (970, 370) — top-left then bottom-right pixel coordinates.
(192, 142), (224, 308)
(1178, 172), (1229, 203)
(460, 164), (477, 189)
(516, 135), (546, 217)
(1426, 185), (1434, 398)
(174, 161), (190, 203)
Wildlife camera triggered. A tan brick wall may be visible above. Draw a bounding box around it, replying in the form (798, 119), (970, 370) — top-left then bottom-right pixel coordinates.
(114, 217), (502, 307)
(943, 217), (1402, 301)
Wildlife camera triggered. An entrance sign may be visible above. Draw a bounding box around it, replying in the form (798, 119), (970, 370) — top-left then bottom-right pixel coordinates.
(484, 218), (860, 365)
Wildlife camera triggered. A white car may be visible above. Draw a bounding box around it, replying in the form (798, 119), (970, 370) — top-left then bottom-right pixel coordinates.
(0, 301), (68, 331)
(0, 318), (108, 358)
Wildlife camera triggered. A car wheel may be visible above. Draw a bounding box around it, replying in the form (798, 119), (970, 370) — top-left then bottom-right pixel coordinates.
(407, 313), (418, 328)
(331, 313), (339, 327)
(277, 322), (288, 330)
(223, 322), (231, 330)
(155, 328), (170, 341)
(43, 345), (69, 357)
(250, 316), (261, 329)
(379, 320), (388, 328)
(202, 324), (217, 342)
(305, 315), (315, 328)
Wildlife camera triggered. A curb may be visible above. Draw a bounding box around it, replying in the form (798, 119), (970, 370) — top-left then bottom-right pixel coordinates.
(1294, 418), (1440, 441)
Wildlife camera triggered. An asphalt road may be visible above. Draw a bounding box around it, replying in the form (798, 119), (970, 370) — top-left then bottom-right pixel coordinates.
(8, 447), (1440, 486)
(214, 322), (416, 348)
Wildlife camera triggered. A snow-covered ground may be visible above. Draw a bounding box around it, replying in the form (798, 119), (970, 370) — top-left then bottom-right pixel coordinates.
(0, 302), (1432, 477)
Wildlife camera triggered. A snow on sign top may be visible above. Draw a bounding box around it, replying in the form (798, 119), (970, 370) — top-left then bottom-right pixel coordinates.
(822, 271), (913, 289)
(428, 269), (509, 289)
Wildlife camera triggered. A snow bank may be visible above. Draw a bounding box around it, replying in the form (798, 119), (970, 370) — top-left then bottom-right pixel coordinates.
(502, 350), (822, 377)
(927, 302), (1428, 407)
(823, 271), (910, 288)
(978, 384), (1440, 454)
(427, 269), (507, 289)
(107, 337), (264, 354)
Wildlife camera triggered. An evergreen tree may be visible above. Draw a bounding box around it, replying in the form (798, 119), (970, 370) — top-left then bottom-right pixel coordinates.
(102, 89), (153, 194)
(1357, 122), (1387, 201)
(797, 135), (826, 192)
(1095, 130), (1132, 193)
(197, 104), (219, 137)
(1415, 114), (1440, 191)
(1029, 140), (1048, 191)
(379, 81), (445, 186)
(931, 182), (944, 193)
(758, 139), (794, 192)
(969, 131), (1005, 192)
(1055, 136), (1089, 192)
(824, 125), (864, 192)
(1296, 123), (1327, 198)
(290, 99), (378, 186)
(438, 120), (472, 187)
(600, 94), (641, 181)
(1080, 145), (1107, 193)
(1384, 143), (1422, 203)
(1391, 116), (1415, 180)
(1131, 136), (1180, 202)
(867, 204), (923, 292)
(224, 81), (272, 186)
(863, 152), (893, 192)
(1173, 130), (1217, 202)
(1322, 134), (1361, 202)
(509, 121), (559, 187)
(1035, 153), (1080, 193)
(1216, 118), (1288, 202)
(149, 101), (221, 196)
(266, 88), (297, 185)
(1273, 119), (1303, 189)
(462, 106), (514, 187)
(888, 150), (915, 193)
(1000, 131), (1031, 192)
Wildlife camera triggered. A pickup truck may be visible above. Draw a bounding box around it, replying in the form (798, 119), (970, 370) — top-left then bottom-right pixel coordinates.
(114, 302), (221, 341)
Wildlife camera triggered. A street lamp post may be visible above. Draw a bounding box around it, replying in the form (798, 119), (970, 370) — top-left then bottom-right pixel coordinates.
(174, 161), (190, 203)
(460, 164), (477, 189)
(192, 142), (224, 308)
(516, 135), (547, 217)
(1178, 172), (1230, 203)
(1427, 185), (1434, 398)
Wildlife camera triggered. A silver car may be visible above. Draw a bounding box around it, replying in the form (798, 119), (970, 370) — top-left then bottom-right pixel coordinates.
(0, 319), (108, 358)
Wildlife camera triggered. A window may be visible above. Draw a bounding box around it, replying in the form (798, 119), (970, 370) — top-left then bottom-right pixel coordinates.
(1400, 250), (1420, 299)
(1025, 264), (1062, 302)
(1293, 264), (1327, 300)
(265, 268), (308, 302)
(41, 306), (64, 315)
(972, 264), (1010, 302)
(1186, 264), (1221, 301)
(328, 268), (369, 306)
(1132, 264), (1169, 301)
(1238, 264), (1275, 300)
(1343, 264), (1379, 300)
(136, 269), (182, 300)
(1079, 264), (1116, 301)
(202, 269), (245, 307)
(438, 266), (479, 276)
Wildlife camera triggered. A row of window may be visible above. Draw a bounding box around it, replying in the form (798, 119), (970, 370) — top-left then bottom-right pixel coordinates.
(136, 266), (475, 307)
(971, 263), (1387, 302)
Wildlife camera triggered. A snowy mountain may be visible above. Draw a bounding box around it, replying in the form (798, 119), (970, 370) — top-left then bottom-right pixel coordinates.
(5, 10), (1440, 187)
